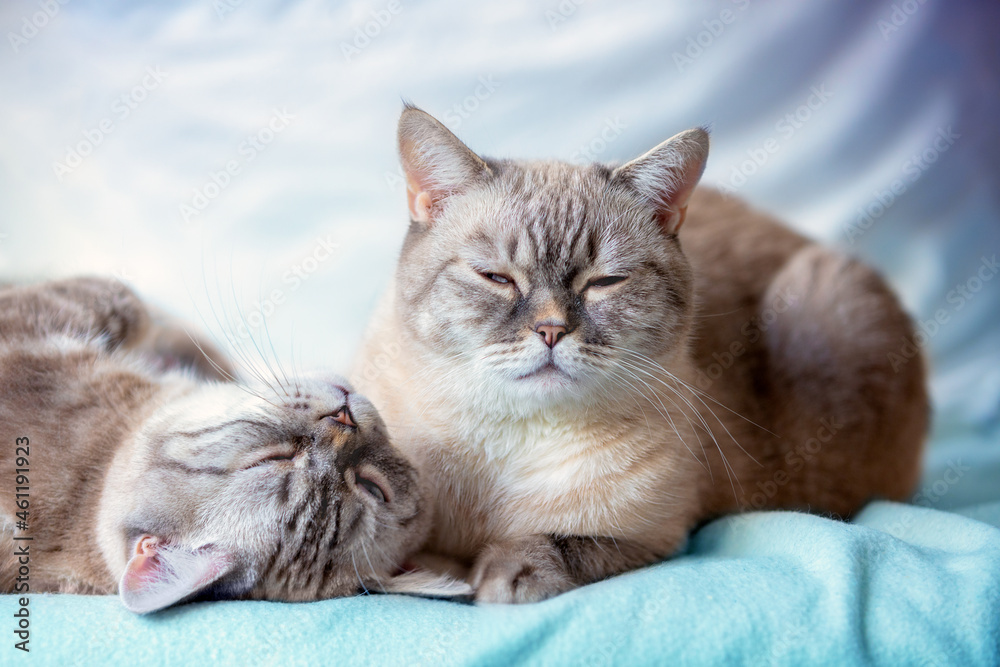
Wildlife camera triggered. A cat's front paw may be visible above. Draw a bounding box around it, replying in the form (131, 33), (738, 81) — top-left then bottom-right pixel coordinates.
(469, 536), (575, 604)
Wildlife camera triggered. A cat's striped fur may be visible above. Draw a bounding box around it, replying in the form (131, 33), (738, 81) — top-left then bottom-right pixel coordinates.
(0, 277), (459, 612)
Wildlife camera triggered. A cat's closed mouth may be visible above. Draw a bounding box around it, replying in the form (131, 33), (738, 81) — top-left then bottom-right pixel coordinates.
(517, 361), (569, 381)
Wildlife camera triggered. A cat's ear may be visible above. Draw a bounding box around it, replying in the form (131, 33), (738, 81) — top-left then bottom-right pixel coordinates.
(383, 569), (474, 598)
(398, 104), (491, 226)
(611, 128), (709, 234)
(119, 536), (235, 614)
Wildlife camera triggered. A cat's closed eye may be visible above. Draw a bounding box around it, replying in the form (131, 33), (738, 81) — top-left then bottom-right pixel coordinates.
(585, 275), (628, 290)
(355, 468), (390, 503)
(479, 271), (515, 286)
(245, 448), (298, 469)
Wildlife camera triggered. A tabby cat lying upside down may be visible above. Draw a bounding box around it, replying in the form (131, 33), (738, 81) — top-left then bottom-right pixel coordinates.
(353, 106), (930, 603)
(0, 277), (457, 612)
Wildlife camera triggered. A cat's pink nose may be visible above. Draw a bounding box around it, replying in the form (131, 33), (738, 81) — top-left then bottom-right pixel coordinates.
(535, 323), (568, 348)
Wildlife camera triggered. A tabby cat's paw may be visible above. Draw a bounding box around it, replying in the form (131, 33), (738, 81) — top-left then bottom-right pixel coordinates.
(51, 276), (150, 349)
(470, 536), (575, 604)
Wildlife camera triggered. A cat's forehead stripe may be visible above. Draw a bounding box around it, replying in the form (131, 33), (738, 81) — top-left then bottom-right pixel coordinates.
(173, 418), (268, 439)
(512, 179), (601, 275)
(155, 457), (227, 476)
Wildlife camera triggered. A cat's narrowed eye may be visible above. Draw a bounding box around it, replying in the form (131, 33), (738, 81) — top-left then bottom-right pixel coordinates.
(480, 271), (515, 286)
(586, 275), (628, 290)
(356, 474), (387, 503)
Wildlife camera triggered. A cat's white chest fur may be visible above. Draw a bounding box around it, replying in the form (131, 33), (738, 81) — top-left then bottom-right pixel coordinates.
(438, 412), (669, 543)
(476, 416), (599, 490)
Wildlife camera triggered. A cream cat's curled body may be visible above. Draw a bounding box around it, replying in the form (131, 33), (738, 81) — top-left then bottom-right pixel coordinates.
(354, 107), (929, 603)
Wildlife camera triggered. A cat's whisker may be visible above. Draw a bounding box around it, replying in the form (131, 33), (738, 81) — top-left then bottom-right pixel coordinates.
(615, 355), (739, 494)
(619, 367), (711, 474)
(604, 374), (657, 445)
(359, 541), (386, 594)
(611, 345), (776, 438)
(176, 326), (239, 385)
(662, 371), (762, 474)
(257, 290), (292, 395)
(351, 553), (370, 597)
(610, 366), (707, 471)
(186, 267), (278, 406)
(601, 373), (651, 435)
(665, 367), (775, 443)
(612, 357), (707, 446)
(620, 364), (714, 484)
(227, 275), (288, 399)
(611, 346), (767, 466)
(635, 378), (743, 503)
(206, 264), (280, 398)
(215, 283), (282, 399)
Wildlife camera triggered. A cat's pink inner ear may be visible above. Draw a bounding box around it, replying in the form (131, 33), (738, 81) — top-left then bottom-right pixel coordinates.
(613, 127), (710, 235)
(397, 105), (489, 225)
(119, 536), (234, 614)
(406, 184), (435, 224)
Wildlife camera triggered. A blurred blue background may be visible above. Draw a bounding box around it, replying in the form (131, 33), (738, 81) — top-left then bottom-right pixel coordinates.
(1, 0), (997, 497)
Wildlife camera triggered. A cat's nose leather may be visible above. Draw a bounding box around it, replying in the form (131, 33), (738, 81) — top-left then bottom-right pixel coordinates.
(535, 323), (568, 348)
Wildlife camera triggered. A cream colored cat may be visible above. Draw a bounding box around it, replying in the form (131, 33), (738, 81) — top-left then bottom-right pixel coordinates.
(353, 106), (929, 603)
(0, 277), (465, 612)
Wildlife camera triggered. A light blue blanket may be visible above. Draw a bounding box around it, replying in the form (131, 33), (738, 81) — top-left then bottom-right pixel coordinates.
(11, 491), (1000, 665)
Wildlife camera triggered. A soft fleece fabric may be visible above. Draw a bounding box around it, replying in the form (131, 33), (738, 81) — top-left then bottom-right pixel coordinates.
(12, 492), (1000, 665)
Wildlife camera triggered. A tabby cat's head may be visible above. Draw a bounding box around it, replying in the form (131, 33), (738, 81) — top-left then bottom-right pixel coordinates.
(393, 106), (708, 411)
(99, 375), (456, 613)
